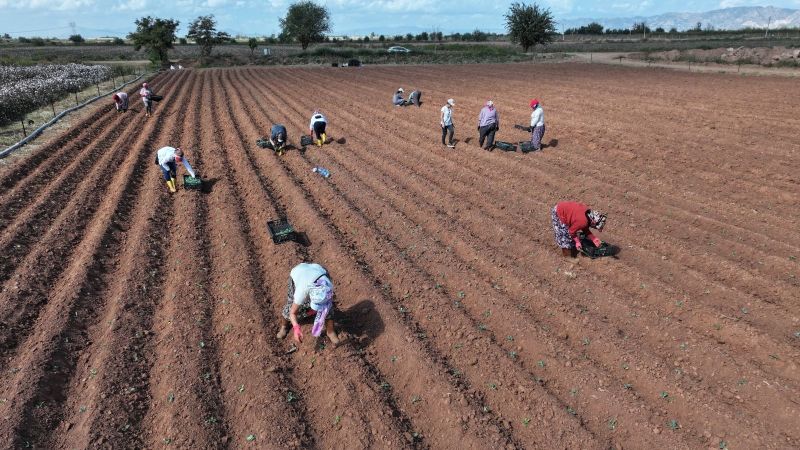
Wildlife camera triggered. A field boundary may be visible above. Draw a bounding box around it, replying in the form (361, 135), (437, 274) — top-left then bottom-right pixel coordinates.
(0, 73), (146, 159)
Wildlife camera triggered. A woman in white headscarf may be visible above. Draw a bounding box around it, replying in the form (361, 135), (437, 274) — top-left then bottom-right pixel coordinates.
(277, 262), (340, 344)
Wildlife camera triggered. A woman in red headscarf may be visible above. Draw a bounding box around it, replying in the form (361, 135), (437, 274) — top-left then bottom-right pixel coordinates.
(529, 99), (545, 150)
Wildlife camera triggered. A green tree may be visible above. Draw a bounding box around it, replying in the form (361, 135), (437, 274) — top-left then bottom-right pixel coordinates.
(68, 34), (85, 45)
(112, 37), (125, 45)
(248, 37), (258, 56)
(504, 2), (555, 52)
(279, 1), (331, 50)
(187, 15), (230, 59)
(128, 16), (179, 67)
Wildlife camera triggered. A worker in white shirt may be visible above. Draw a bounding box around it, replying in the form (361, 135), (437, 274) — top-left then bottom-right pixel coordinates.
(309, 110), (327, 147)
(440, 98), (455, 148)
(155, 146), (196, 193)
(140, 82), (153, 117)
(529, 99), (545, 151)
(277, 262), (340, 344)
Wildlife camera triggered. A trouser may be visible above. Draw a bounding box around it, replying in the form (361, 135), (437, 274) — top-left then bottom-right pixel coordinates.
(143, 99), (152, 114)
(441, 124), (454, 145)
(160, 161), (177, 181)
(530, 124), (545, 150)
(478, 124), (497, 148)
(313, 121), (326, 139)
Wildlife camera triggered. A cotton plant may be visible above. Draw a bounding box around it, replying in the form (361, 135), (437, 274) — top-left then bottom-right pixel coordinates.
(0, 63), (111, 126)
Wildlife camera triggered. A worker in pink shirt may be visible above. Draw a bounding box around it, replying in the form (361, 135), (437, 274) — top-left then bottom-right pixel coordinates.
(551, 201), (607, 257)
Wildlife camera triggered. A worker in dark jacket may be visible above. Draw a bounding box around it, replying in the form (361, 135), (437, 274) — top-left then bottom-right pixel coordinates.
(270, 124), (288, 155)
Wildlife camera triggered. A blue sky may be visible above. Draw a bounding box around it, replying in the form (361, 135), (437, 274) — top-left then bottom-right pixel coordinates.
(0, 1), (798, 37)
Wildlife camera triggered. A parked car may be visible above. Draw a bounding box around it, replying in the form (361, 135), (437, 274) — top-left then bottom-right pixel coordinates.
(387, 46), (411, 53)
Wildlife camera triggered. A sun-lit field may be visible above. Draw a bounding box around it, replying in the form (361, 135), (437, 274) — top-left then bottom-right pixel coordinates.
(1, 63), (798, 449)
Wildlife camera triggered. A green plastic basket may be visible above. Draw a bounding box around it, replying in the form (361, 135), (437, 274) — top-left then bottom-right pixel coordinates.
(183, 175), (202, 190)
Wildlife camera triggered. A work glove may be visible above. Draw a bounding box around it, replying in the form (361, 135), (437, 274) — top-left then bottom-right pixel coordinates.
(573, 236), (583, 250)
(592, 236), (602, 248)
(292, 324), (303, 343)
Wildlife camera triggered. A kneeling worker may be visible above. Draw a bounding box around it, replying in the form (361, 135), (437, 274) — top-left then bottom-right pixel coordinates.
(156, 146), (196, 193)
(277, 262), (340, 345)
(392, 88), (406, 106)
(270, 123), (288, 155)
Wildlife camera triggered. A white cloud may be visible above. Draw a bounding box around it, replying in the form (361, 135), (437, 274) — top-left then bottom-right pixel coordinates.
(114, 0), (147, 11)
(0, 0), (95, 9)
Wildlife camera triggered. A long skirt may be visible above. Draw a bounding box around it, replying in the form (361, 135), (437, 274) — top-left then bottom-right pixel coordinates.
(530, 124), (545, 150)
(282, 275), (336, 320)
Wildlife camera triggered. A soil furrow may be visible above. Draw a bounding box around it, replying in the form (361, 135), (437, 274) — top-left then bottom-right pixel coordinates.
(253, 67), (795, 447)
(0, 73), (186, 449)
(0, 73), (183, 361)
(46, 71), (196, 449)
(139, 70), (229, 448)
(215, 67), (418, 449)
(225, 68), (515, 449)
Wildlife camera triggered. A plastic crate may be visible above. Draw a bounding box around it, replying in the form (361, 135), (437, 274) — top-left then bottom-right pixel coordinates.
(183, 175), (202, 190)
(267, 218), (296, 244)
(300, 135), (314, 146)
(495, 141), (516, 152)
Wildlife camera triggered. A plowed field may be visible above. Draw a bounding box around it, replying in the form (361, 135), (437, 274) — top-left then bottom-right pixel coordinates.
(1, 63), (799, 449)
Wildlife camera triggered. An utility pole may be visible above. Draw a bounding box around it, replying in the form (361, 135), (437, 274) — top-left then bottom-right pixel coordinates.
(765, 16), (771, 38)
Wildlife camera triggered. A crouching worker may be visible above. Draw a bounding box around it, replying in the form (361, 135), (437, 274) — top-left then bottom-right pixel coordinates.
(309, 110), (327, 146)
(551, 201), (607, 257)
(392, 88), (406, 106)
(277, 262), (340, 345)
(270, 123), (288, 155)
(155, 146), (196, 193)
(407, 89), (421, 107)
(112, 92), (129, 112)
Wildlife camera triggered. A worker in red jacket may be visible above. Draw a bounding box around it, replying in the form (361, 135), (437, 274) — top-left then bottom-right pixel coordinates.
(551, 201), (607, 257)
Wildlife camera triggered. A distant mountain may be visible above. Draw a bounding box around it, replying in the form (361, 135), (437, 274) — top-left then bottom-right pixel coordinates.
(560, 6), (800, 32)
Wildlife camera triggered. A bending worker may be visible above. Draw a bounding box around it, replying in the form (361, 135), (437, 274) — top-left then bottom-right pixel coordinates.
(112, 92), (128, 112)
(309, 110), (327, 147)
(155, 146), (196, 193)
(140, 82), (153, 117)
(392, 88), (406, 106)
(407, 89), (422, 107)
(477, 100), (499, 151)
(551, 201), (607, 257)
(270, 123), (288, 155)
(277, 262), (340, 345)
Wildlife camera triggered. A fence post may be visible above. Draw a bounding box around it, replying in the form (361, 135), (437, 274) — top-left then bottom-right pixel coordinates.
(75, 92), (79, 105)
(590, 53), (592, 63)
(51, 102), (56, 117)
(96, 83), (101, 97)
(20, 119), (27, 137)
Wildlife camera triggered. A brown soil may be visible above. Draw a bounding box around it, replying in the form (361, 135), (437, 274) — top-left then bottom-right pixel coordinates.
(1, 63), (799, 449)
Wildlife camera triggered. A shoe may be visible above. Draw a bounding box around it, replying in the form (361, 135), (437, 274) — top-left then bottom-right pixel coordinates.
(166, 180), (176, 193)
(447, 144), (456, 148)
(316, 139), (322, 147)
(321, 133), (327, 143)
(277, 324), (289, 339)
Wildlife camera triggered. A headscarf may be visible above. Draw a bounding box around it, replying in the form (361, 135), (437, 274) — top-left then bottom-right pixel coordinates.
(530, 99), (539, 109)
(309, 277), (333, 337)
(486, 100), (494, 110)
(587, 210), (607, 231)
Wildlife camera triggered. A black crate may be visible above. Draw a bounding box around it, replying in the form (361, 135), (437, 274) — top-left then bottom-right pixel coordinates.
(300, 135), (314, 146)
(183, 175), (202, 190)
(267, 218), (296, 244)
(495, 141), (516, 152)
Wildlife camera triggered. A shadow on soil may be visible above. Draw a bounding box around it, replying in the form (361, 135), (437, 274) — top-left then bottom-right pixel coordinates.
(335, 137), (346, 144)
(337, 299), (384, 346)
(201, 177), (220, 193)
(543, 138), (559, 149)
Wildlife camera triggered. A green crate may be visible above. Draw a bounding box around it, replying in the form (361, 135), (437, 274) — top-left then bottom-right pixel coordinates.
(183, 175), (202, 190)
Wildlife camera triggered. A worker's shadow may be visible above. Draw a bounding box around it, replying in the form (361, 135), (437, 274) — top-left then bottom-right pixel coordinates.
(338, 299), (384, 346)
(200, 177), (220, 194)
(542, 139), (559, 149)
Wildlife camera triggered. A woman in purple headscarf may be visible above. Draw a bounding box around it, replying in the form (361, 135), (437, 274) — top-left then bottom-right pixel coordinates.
(277, 262), (340, 344)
